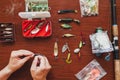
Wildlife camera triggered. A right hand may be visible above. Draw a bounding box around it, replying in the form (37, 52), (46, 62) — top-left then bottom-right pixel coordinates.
(30, 55), (51, 80)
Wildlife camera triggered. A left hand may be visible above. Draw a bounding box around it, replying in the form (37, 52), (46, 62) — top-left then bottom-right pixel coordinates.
(6, 49), (34, 73)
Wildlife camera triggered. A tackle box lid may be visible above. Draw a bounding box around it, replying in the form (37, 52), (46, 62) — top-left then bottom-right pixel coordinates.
(18, 11), (51, 19)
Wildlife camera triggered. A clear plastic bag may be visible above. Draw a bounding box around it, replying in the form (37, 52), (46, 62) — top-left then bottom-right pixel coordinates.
(75, 59), (107, 80)
(89, 31), (113, 54)
(25, 0), (49, 12)
(79, 0), (99, 17)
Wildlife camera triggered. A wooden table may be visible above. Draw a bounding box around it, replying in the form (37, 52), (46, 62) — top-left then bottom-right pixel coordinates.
(0, 0), (120, 80)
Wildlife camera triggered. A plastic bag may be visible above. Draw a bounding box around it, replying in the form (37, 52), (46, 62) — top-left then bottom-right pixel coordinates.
(75, 59), (107, 80)
(79, 0), (99, 17)
(25, 0), (49, 12)
(89, 31), (113, 54)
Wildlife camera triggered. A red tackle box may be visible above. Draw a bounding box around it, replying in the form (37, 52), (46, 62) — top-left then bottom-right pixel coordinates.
(18, 0), (52, 38)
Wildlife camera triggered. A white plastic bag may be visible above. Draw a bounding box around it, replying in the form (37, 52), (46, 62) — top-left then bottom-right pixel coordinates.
(89, 31), (113, 54)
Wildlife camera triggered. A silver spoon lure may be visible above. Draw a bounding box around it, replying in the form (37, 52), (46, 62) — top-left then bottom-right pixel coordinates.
(31, 21), (45, 34)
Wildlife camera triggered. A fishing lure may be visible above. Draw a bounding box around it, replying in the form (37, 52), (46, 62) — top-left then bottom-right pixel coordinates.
(74, 41), (83, 54)
(2, 31), (12, 34)
(79, 41), (83, 48)
(4, 28), (13, 31)
(31, 21), (45, 34)
(0, 24), (8, 27)
(74, 48), (80, 54)
(54, 41), (58, 59)
(62, 34), (75, 38)
(61, 24), (72, 29)
(74, 41), (83, 58)
(81, 32), (86, 45)
(58, 10), (78, 14)
(2, 38), (13, 42)
(59, 18), (80, 24)
(62, 43), (68, 53)
(78, 52), (81, 57)
(24, 24), (33, 32)
(3, 34), (13, 37)
(62, 43), (70, 53)
(105, 53), (111, 61)
(66, 53), (72, 64)
(45, 23), (49, 32)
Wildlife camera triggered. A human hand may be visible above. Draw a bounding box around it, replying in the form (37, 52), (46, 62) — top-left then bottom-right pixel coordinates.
(6, 49), (34, 73)
(30, 55), (51, 80)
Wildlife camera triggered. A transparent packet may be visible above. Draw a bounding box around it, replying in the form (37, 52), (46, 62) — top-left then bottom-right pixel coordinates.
(19, 0), (51, 19)
(79, 0), (99, 17)
(75, 59), (107, 80)
(89, 31), (113, 54)
(25, 0), (50, 12)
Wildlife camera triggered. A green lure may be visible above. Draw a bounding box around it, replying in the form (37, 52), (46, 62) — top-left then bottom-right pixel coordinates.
(61, 24), (72, 29)
(79, 41), (83, 48)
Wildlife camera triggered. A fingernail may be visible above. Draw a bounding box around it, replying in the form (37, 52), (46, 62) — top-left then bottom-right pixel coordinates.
(34, 53), (45, 57)
(31, 54), (35, 57)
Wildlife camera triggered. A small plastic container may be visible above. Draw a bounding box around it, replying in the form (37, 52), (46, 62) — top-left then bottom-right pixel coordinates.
(79, 0), (99, 17)
(75, 59), (107, 80)
(18, 0), (52, 38)
(0, 23), (15, 42)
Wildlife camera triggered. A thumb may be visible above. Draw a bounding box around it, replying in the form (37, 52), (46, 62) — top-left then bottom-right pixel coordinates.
(31, 56), (38, 70)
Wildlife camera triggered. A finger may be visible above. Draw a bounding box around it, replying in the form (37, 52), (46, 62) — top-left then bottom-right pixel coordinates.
(31, 56), (38, 70)
(37, 56), (46, 69)
(15, 50), (34, 57)
(19, 49), (34, 56)
(21, 55), (32, 63)
(11, 51), (18, 57)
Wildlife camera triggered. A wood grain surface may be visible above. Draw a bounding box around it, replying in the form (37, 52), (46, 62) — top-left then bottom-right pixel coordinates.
(0, 0), (120, 80)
